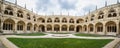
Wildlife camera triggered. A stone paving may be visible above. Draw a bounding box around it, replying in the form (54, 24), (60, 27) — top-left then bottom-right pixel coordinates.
(0, 40), (5, 48)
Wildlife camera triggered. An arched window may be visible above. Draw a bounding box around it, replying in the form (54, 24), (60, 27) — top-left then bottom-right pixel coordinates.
(98, 11), (104, 19)
(37, 18), (45, 23)
(27, 14), (31, 20)
(54, 18), (60, 22)
(108, 9), (117, 17)
(47, 18), (52, 23)
(33, 16), (36, 21)
(4, 7), (13, 15)
(91, 14), (94, 21)
(69, 18), (74, 23)
(62, 18), (67, 23)
(17, 10), (23, 18)
(76, 19), (84, 23)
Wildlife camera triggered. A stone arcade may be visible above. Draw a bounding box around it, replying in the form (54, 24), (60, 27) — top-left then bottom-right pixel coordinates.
(0, 0), (120, 36)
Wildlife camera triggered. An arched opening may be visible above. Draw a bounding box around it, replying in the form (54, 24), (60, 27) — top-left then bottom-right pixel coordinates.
(27, 23), (32, 31)
(54, 25), (60, 32)
(37, 18), (45, 23)
(62, 25), (67, 31)
(88, 24), (94, 32)
(62, 18), (67, 23)
(54, 17), (60, 23)
(83, 25), (87, 32)
(47, 18), (52, 23)
(76, 25), (82, 32)
(27, 14), (31, 20)
(95, 22), (103, 32)
(47, 25), (52, 31)
(39, 25), (45, 32)
(34, 24), (37, 31)
(98, 11), (104, 19)
(91, 14), (95, 21)
(106, 21), (116, 33)
(69, 25), (74, 31)
(3, 19), (15, 31)
(76, 19), (84, 23)
(33, 16), (36, 21)
(17, 10), (23, 18)
(17, 21), (25, 31)
(4, 7), (13, 15)
(69, 18), (74, 23)
(108, 8), (117, 17)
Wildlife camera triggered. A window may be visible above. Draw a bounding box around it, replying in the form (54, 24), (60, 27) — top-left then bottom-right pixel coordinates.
(108, 9), (117, 17)
(17, 10), (23, 18)
(4, 7), (13, 15)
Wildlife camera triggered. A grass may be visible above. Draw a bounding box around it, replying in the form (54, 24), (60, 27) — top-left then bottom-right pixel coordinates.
(8, 38), (113, 48)
(16, 33), (46, 36)
(75, 33), (103, 37)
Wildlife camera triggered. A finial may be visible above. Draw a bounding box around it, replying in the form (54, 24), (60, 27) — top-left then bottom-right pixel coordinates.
(15, 0), (17, 5)
(117, 0), (119, 4)
(105, 1), (107, 7)
(89, 9), (91, 14)
(68, 12), (69, 16)
(25, 3), (26, 9)
(95, 5), (97, 10)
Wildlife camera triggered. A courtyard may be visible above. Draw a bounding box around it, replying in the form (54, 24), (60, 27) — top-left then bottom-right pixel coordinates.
(0, 33), (119, 48)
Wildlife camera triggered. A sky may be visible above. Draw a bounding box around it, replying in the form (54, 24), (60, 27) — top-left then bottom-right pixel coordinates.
(5, 0), (120, 16)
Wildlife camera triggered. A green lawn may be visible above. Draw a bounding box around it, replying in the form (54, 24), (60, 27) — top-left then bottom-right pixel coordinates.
(8, 38), (113, 48)
(16, 33), (46, 36)
(75, 33), (103, 37)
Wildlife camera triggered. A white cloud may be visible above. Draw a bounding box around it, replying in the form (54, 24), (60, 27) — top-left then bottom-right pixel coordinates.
(5, 0), (119, 16)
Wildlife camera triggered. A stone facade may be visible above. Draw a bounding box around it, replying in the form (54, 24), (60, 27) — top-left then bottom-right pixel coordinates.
(0, 0), (120, 36)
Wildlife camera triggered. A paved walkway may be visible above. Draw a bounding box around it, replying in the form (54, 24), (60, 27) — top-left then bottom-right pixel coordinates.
(0, 41), (5, 48)
(4, 34), (116, 39)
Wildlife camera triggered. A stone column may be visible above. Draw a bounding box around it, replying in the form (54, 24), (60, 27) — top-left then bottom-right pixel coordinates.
(67, 26), (69, 32)
(103, 24), (106, 35)
(87, 26), (89, 33)
(45, 26), (47, 32)
(14, 23), (17, 33)
(93, 25), (96, 34)
(52, 25), (54, 32)
(24, 24), (27, 33)
(0, 20), (3, 32)
(74, 26), (76, 32)
(116, 23), (119, 35)
(60, 25), (61, 32)
(31, 25), (34, 33)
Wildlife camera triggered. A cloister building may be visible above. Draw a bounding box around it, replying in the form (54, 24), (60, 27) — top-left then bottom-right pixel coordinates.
(0, 0), (120, 36)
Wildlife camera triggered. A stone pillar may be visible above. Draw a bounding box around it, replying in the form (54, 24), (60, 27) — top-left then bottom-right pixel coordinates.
(67, 26), (69, 32)
(24, 24), (27, 33)
(31, 25), (34, 33)
(52, 25), (54, 32)
(74, 26), (76, 32)
(0, 20), (3, 32)
(93, 25), (96, 34)
(45, 26), (47, 32)
(103, 24), (106, 35)
(87, 26), (89, 33)
(36, 26), (38, 32)
(14, 23), (17, 33)
(116, 23), (119, 35)
(60, 25), (61, 32)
